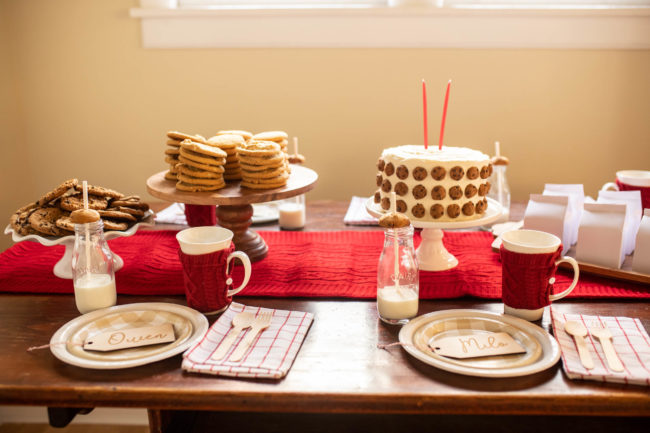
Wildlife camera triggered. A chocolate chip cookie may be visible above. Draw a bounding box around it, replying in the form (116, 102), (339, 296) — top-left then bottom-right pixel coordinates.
(412, 185), (427, 200)
(449, 186), (463, 200)
(431, 186), (446, 200)
(450, 166), (465, 181)
(413, 167), (428, 181)
(430, 204), (444, 219)
(396, 165), (409, 180)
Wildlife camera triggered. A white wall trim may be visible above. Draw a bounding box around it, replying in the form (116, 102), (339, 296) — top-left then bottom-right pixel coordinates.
(129, 5), (650, 48)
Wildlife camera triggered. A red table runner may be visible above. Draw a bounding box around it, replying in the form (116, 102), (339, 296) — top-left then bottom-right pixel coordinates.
(0, 230), (647, 299)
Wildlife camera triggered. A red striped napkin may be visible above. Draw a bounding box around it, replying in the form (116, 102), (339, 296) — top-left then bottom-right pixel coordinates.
(182, 302), (313, 379)
(550, 308), (650, 386)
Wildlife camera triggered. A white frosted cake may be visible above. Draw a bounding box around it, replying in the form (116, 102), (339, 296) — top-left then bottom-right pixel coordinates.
(374, 145), (492, 222)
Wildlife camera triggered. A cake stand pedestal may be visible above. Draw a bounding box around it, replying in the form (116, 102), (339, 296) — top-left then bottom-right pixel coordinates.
(366, 197), (503, 271)
(146, 165), (318, 262)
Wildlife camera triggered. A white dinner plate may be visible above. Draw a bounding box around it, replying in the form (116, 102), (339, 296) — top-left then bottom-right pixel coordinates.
(50, 302), (208, 369)
(399, 309), (560, 378)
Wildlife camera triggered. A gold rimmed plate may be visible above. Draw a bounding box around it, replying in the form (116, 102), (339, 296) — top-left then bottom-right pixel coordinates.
(50, 303), (208, 369)
(400, 309), (560, 378)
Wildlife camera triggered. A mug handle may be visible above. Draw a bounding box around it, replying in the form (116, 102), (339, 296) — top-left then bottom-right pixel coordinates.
(549, 256), (579, 301)
(225, 251), (251, 297)
(601, 182), (619, 192)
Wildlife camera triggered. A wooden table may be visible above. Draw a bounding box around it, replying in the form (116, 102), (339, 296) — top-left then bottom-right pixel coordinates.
(1, 201), (648, 433)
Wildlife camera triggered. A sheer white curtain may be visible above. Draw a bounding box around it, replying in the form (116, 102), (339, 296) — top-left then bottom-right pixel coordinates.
(179, 0), (649, 6)
(180, 0), (388, 6)
(445, 0), (650, 5)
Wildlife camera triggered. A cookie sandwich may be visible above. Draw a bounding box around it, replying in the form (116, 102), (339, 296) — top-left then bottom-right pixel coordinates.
(176, 139), (228, 192)
(238, 140), (289, 190)
(207, 134), (247, 181)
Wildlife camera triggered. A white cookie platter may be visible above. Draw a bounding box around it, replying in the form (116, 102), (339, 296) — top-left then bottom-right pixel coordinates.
(3, 210), (155, 279)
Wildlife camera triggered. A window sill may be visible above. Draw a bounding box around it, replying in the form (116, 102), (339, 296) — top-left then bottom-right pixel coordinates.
(129, 5), (650, 49)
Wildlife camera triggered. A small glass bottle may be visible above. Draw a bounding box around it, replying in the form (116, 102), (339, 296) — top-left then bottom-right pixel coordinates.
(278, 194), (306, 231)
(72, 219), (117, 314)
(377, 225), (419, 325)
(488, 155), (511, 223)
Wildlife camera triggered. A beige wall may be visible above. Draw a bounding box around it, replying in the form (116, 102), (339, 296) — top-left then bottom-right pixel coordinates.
(2, 0), (649, 251)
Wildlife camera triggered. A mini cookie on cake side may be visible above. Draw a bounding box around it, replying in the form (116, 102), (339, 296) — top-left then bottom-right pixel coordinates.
(374, 145), (492, 222)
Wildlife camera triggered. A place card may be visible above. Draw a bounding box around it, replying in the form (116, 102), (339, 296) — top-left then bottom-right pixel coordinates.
(523, 194), (570, 254)
(429, 332), (526, 359)
(83, 323), (176, 352)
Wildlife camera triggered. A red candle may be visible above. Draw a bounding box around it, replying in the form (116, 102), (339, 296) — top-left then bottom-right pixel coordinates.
(422, 79), (428, 150)
(439, 79), (451, 151)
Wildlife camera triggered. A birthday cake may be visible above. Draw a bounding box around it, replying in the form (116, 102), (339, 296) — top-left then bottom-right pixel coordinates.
(374, 145), (492, 222)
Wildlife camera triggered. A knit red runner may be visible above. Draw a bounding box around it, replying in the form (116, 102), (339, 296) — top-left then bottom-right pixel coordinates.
(0, 230), (647, 299)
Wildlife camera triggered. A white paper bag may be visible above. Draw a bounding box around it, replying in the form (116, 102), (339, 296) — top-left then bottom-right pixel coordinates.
(523, 194), (570, 254)
(632, 210), (650, 275)
(576, 203), (626, 269)
(597, 190), (642, 256)
(543, 184), (585, 246)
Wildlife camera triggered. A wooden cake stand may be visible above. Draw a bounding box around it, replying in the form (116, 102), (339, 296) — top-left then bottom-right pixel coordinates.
(146, 165), (318, 262)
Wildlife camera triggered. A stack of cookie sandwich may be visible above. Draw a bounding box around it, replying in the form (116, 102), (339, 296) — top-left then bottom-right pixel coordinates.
(238, 141), (289, 190)
(252, 131), (289, 155)
(206, 134), (246, 182)
(165, 131), (207, 181)
(8, 179), (150, 237)
(176, 139), (227, 192)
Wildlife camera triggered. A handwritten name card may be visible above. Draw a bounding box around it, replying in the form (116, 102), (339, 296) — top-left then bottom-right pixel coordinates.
(429, 332), (526, 359)
(83, 323), (176, 352)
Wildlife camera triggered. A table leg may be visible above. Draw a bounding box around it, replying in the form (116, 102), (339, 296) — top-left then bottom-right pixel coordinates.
(216, 204), (268, 262)
(47, 407), (93, 428)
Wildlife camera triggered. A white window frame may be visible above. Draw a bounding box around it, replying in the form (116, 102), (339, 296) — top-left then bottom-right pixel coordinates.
(129, 2), (650, 48)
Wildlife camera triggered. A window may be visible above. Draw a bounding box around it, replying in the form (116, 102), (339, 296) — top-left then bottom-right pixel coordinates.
(130, 1), (650, 48)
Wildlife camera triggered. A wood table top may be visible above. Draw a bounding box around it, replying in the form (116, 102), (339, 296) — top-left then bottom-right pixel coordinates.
(0, 201), (648, 418)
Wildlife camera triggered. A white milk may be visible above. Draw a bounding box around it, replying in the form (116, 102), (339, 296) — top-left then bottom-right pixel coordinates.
(74, 274), (117, 314)
(279, 202), (305, 230)
(377, 286), (418, 320)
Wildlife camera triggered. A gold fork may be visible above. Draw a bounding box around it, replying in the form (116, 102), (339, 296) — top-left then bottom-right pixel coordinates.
(228, 311), (273, 362)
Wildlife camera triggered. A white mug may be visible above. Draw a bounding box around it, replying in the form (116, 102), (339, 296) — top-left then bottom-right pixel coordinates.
(501, 230), (579, 321)
(602, 170), (650, 191)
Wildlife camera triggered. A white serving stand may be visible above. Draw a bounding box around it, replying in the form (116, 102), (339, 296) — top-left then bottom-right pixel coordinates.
(366, 198), (503, 271)
(4, 211), (155, 279)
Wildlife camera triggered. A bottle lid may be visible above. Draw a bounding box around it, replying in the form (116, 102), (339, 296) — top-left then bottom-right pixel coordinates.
(491, 155), (509, 166)
(71, 209), (100, 224)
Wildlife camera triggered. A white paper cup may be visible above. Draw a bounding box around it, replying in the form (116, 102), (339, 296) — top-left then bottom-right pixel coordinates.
(176, 226), (233, 255)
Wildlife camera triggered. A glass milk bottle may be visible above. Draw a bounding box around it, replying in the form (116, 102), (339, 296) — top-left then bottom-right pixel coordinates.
(488, 155), (511, 223)
(377, 225), (419, 325)
(72, 216), (117, 314)
(278, 194), (306, 230)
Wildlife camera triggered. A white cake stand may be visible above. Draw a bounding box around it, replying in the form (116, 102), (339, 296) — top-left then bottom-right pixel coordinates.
(366, 197), (503, 271)
(3, 211), (154, 279)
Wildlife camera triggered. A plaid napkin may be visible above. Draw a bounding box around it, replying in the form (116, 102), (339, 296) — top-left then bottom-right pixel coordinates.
(343, 196), (378, 226)
(550, 308), (650, 386)
(182, 302), (313, 379)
